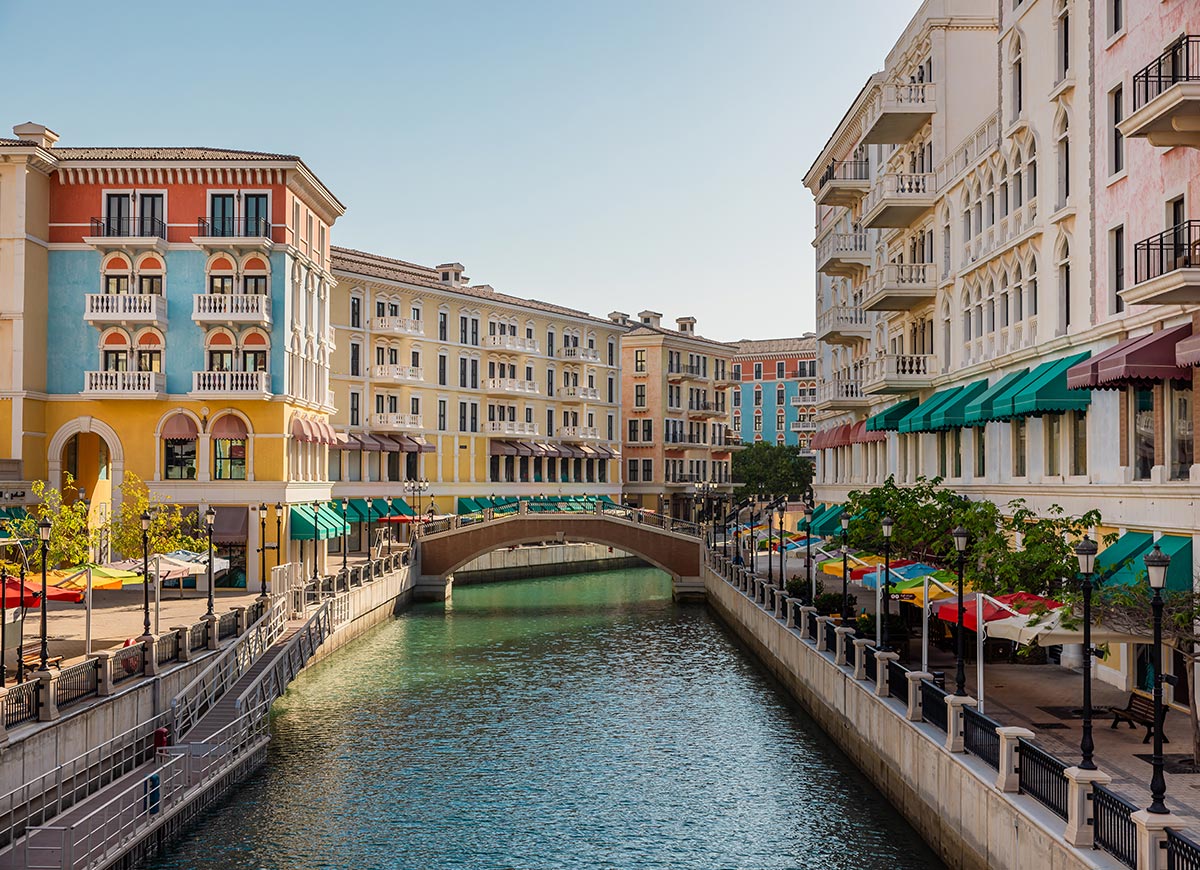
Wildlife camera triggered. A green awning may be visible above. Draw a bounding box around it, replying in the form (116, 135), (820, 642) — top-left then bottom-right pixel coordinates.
(328, 500), (361, 524)
(810, 505), (844, 537)
(390, 498), (415, 517)
(797, 503), (828, 531)
(1107, 534), (1192, 592)
(457, 497), (482, 514)
(475, 497), (495, 509)
(897, 388), (963, 433)
(866, 398), (920, 432)
(962, 369), (1029, 426)
(929, 380), (990, 431)
(348, 498), (387, 522)
(1096, 532), (1153, 583)
(320, 504), (351, 537)
(1008, 352), (1092, 418)
(293, 505), (347, 541)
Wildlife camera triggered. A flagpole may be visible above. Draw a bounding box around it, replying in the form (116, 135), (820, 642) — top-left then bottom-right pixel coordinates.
(921, 575), (929, 673)
(85, 568), (92, 657)
(977, 594), (985, 714)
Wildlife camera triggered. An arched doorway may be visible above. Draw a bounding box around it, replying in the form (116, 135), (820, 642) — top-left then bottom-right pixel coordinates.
(48, 417), (126, 563)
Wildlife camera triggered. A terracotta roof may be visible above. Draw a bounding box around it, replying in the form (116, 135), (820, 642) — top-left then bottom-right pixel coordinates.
(331, 246), (624, 327)
(621, 323), (736, 350)
(0, 138), (35, 147)
(49, 147), (302, 161)
(733, 336), (817, 356)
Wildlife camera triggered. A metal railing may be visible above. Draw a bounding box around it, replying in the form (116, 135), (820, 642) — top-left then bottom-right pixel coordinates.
(55, 660), (100, 708)
(1016, 738), (1068, 820)
(806, 611), (819, 641)
(88, 216), (166, 240)
(1133, 35), (1200, 110)
(217, 611), (238, 640)
(1133, 221), (1200, 285)
(823, 620), (838, 653)
(1167, 828), (1200, 870)
(196, 216), (272, 239)
(962, 706), (1000, 770)
(887, 659), (908, 700)
(235, 603), (333, 716)
(920, 680), (948, 731)
(4, 678), (40, 728)
(189, 621), (209, 651)
(820, 159), (869, 187)
(155, 632), (179, 666)
(1092, 783), (1137, 869)
(110, 644), (145, 685)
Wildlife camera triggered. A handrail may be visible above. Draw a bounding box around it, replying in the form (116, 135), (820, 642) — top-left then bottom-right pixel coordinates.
(234, 603), (332, 716)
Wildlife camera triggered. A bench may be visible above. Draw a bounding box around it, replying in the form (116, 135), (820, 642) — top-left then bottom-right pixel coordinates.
(21, 652), (63, 671)
(1111, 692), (1168, 744)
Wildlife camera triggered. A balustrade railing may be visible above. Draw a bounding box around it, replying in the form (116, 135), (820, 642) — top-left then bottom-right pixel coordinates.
(56, 659), (100, 707)
(1016, 738), (1068, 820)
(1092, 783), (1137, 869)
(88, 216), (167, 239)
(920, 680), (948, 731)
(4, 678), (40, 728)
(962, 706), (1000, 770)
(192, 369), (270, 394)
(193, 292), (271, 321)
(806, 611), (819, 641)
(823, 620), (838, 652)
(1134, 221), (1200, 285)
(83, 370), (165, 395)
(820, 159), (869, 187)
(196, 216), (272, 239)
(1133, 35), (1200, 110)
(1167, 828), (1200, 870)
(110, 644), (145, 686)
(83, 292), (166, 320)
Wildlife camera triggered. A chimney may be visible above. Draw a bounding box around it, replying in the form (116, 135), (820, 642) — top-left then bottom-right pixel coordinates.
(676, 316), (696, 335)
(637, 310), (662, 328)
(437, 263), (465, 288)
(608, 311), (630, 325)
(12, 122), (59, 149)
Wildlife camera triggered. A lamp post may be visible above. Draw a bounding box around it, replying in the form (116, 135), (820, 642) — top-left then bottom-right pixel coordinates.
(777, 503), (786, 590)
(386, 495), (393, 555)
(140, 511), (151, 637)
(1074, 535), (1099, 770)
(274, 503), (283, 569)
(365, 496), (374, 577)
(258, 504), (268, 597)
(16, 558), (26, 684)
(1144, 543), (1171, 814)
(1, 563), (6, 687)
(405, 478), (430, 518)
(951, 526), (969, 696)
(767, 499), (775, 585)
(804, 503), (814, 606)
(37, 518), (50, 672)
(310, 502), (320, 589)
(340, 497), (350, 578)
(204, 507), (215, 618)
(881, 515), (894, 652)
(840, 513), (850, 625)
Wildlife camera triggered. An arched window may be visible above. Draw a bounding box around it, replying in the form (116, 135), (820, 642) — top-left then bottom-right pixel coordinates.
(242, 330), (269, 372)
(207, 256), (235, 295)
(102, 255), (131, 295)
(206, 331), (236, 372)
(101, 330), (130, 371)
(242, 256), (269, 297)
(1010, 34), (1024, 120)
(1027, 141), (1038, 200)
(997, 160), (1009, 219)
(1057, 238), (1072, 332)
(1055, 0), (1071, 82)
(136, 329), (163, 372)
(1055, 111), (1071, 209)
(211, 414), (249, 480)
(1027, 257), (1039, 318)
(1013, 265), (1024, 321)
(984, 279), (995, 333)
(136, 255), (164, 295)
(1012, 148), (1025, 209)
(962, 290), (973, 342)
(161, 413), (199, 480)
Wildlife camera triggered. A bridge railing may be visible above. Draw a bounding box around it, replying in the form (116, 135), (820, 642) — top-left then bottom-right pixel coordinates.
(234, 601), (333, 717)
(418, 503), (702, 539)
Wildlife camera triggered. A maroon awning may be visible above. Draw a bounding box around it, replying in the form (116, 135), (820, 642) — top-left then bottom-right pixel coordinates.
(1177, 332), (1200, 367)
(374, 434), (402, 452)
(212, 506), (248, 544)
(357, 434), (385, 452)
(412, 435), (436, 454)
(1096, 324), (1192, 387)
(489, 441), (518, 456)
(162, 413), (198, 442)
(513, 442), (534, 456)
(846, 420), (885, 444)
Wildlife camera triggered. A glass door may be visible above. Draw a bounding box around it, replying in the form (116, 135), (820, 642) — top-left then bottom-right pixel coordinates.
(210, 194), (235, 236)
(139, 194), (163, 237)
(244, 194), (268, 237)
(105, 194), (131, 236)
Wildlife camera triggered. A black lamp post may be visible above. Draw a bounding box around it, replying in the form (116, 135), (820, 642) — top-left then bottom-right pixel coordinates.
(258, 503), (268, 597)
(365, 496), (374, 576)
(16, 558), (26, 684)
(952, 525), (968, 696)
(881, 515), (894, 652)
(204, 507), (215, 618)
(340, 497), (350, 577)
(1, 564), (7, 687)
(840, 513), (850, 625)
(1074, 535), (1099, 770)
(310, 503), (320, 588)
(140, 510), (152, 636)
(274, 503), (283, 569)
(767, 501), (775, 585)
(777, 503), (786, 590)
(387, 495), (393, 555)
(405, 477), (430, 518)
(38, 517), (51, 671)
(749, 527), (757, 574)
(1144, 543), (1171, 814)
(804, 503), (814, 606)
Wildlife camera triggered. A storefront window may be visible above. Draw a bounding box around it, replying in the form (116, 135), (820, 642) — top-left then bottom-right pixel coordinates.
(1170, 384), (1193, 481)
(164, 440), (197, 480)
(1071, 412), (1087, 476)
(1012, 418), (1027, 477)
(214, 439), (246, 480)
(974, 427), (985, 478)
(952, 428), (962, 478)
(1045, 415), (1061, 476)
(1132, 388), (1154, 480)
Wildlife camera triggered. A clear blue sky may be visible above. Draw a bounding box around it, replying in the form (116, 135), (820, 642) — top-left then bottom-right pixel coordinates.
(1, 0), (917, 342)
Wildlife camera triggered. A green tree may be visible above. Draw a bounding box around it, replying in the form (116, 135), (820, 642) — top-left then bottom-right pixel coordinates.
(108, 472), (205, 561)
(732, 442), (813, 500)
(971, 499), (1100, 596)
(6, 476), (96, 570)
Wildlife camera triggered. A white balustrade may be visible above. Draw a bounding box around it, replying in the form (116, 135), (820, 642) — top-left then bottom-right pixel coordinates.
(371, 412), (423, 431)
(484, 334), (540, 352)
(83, 370), (165, 395)
(562, 385), (601, 401)
(373, 316), (424, 336)
(191, 370), (271, 394)
(373, 364), (424, 382)
(484, 420), (539, 436)
(192, 293), (272, 324)
(557, 346), (601, 362)
(559, 425), (600, 440)
(485, 377), (540, 395)
(83, 293), (167, 322)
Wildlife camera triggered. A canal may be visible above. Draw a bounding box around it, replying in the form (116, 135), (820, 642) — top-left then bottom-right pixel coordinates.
(147, 567), (943, 870)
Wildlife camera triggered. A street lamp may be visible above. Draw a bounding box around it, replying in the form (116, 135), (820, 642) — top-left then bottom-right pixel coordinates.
(258, 504), (268, 597)
(340, 497), (350, 578)
(952, 525), (969, 696)
(405, 478), (430, 517)
(204, 507), (215, 618)
(767, 499), (775, 585)
(1144, 542), (1171, 815)
(274, 503), (283, 570)
(1074, 535), (1099, 770)
(777, 503), (786, 592)
(881, 515), (894, 652)
(386, 495), (393, 555)
(37, 518), (50, 672)
(365, 496), (374, 577)
(310, 502), (320, 589)
(804, 503), (814, 606)
(840, 513), (850, 626)
(140, 511), (152, 637)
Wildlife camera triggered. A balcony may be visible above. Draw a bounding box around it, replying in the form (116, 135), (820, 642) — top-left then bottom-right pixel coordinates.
(190, 370), (271, 398)
(663, 434), (706, 451)
(561, 385), (601, 402)
(373, 316), (424, 337)
(484, 334), (539, 353)
(686, 401), (726, 419)
(862, 263), (936, 311)
(1121, 36), (1200, 149)
(371, 412), (423, 432)
(862, 82), (937, 145)
(191, 217), (273, 251)
(815, 160), (870, 208)
(862, 173), (937, 229)
(82, 217), (168, 253)
(83, 293), (167, 328)
(484, 420), (539, 437)
(862, 353), (937, 395)
(485, 377), (540, 396)
(815, 377), (871, 410)
(667, 365), (705, 383)
(82, 370), (165, 398)
(373, 364), (424, 383)
(557, 346), (600, 363)
(192, 293), (272, 328)
(790, 421), (817, 432)
(559, 425), (600, 441)
(1122, 222), (1200, 305)
(816, 305), (870, 345)
(815, 232), (870, 277)
(664, 473), (702, 488)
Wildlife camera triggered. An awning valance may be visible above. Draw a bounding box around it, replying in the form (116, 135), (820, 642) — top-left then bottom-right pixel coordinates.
(865, 398), (919, 432)
(212, 506), (247, 544)
(162, 414), (199, 441)
(929, 380), (989, 431)
(1005, 352), (1091, 418)
(1068, 325), (1192, 390)
(1096, 531), (1153, 582)
(897, 388), (963, 434)
(1176, 332), (1200, 367)
(963, 369), (1029, 426)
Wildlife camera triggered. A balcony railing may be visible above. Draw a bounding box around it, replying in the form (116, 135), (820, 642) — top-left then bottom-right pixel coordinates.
(863, 353), (937, 394)
(87, 216), (167, 240)
(663, 434), (705, 447)
(557, 346), (600, 362)
(484, 420), (539, 436)
(1124, 36), (1200, 147)
(192, 293), (272, 325)
(863, 262), (936, 311)
(1125, 221), (1200, 305)
(559, 425), (600, 441)
(485, 377), (540, 395)
(815, 231), (870, 276)
(191, 370), (271, 395)
(562, 385), (601, 401)
(816, 160), (871, 208)
(83, 370), (165, 395)
(816, 377), (869, 408)
(372, 412), (423, 431)
(863, 81), (936, 145)
(667, 364), (705, 380)
(863, 172), (936, 229)
(484, 334), (539, 352)
(83, 293), (167, 323)
(816, 305), (870, 343)
(196, 217), (272, 239)
(1134, 36), (1200, 109)
(373, 364), (424, 382)
(687, 401), (725, 416)
(373, 316), (424, 336)
(820, 159), (869, 187)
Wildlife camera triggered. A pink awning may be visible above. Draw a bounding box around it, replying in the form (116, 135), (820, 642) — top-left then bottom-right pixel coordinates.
(290, 417), (314, 443)
(162, 414), (198, 441)
(212, 506), (248, 544)
(210, 414), (248, 440)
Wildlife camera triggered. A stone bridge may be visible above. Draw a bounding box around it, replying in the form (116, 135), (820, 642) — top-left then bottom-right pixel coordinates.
(413, 510), (705, 600)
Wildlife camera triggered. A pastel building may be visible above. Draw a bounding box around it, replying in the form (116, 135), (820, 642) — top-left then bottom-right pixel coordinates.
(0, 122), (344, 589)
(730, 336), (818, 451)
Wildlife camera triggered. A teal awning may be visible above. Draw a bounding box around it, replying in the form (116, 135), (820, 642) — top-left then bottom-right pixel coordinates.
(328, 500), (362, 524)
(1107, 534), (1192, 592)
(897, 388), (963, 433)
(929, 380), (990, 430)
(866, 398), (920, 432)
(962, 369), (1029, 426)
(291, 505), (348, 541)
(475, 497), (495, 509)
(797, 503), (827, 531)
(810, 505), (845, 537)
(390, 498), (415, 517)
(1096, 532), (1153, 583)
(457, 497), (482, 514)
(347, 498), (387, 522)
(1009, 352), (1092, 418)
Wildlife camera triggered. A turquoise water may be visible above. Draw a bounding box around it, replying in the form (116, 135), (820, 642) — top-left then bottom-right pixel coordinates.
(146, 568), (943, 869)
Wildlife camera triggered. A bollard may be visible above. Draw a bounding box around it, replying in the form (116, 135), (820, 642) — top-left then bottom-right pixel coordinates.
(36, 669), (59, 721)
(852, 639), (872, 680)
(874, 651), (899, 697)
(1062, 766), (1111, 847)
(904, 671), (932, 720)
(834, 627), (856, 666)
(995, 727), (1035, 792)
(141, 634), (160, 677)
(784, 598), (799, 629)
(772, 588), (784, 619)
(944, 694), (977, 752)
(204, 613), (220, 650)
(95, 652), (115, 696)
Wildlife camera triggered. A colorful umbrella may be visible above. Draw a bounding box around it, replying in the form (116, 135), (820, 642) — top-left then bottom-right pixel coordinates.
(2, 575), (84, 606)
(935, 591), (1061, 633)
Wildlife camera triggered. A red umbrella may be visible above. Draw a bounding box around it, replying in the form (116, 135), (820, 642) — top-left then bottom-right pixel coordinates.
(935, 591), (1062, 633)
(1, 577), (42, 608)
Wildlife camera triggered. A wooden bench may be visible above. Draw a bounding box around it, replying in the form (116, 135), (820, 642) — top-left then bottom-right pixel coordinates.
(21, 652), (63, 671)
(1111, 692), (1168, 744)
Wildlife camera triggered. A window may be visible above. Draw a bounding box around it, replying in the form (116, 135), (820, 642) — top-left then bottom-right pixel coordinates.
(607, 415), (614, 441)
(438, 312), (448, 341)
(209, 275), (233, 295)
(459, 402), (467, 432)
(776, 361), (785, 379)
(627, 459), (639, 482)
(470, 359), (479, 389)
(1056, 0), (1070, 81)
(470, 318), (479, 346)
(1056, 115), (1070, 209)
(1110, 85), (1124, 175)
(1170, 384), (1193, 481)
(608, 339), (615, 366)
(635, 385), (646, 407)
(628, 420), (639, 442)
(350, 343), (360, 377)
(163, 440), (196, 480)
(214, 438), (247, 480)
(938, 432), (948, 478)
(103, 348), (127, 372)
(350, 392), (360, 426)
(1132, 387), (1154, 481)
(634, 349), (646, 373)
(753, 363), (762, 380)
(607, 377), (615, 403)
(104, 274), (129, 295)
(459, 316), (468, 344)
(642, 419), (652, 441)
(438, 354), (447, 386)
(350, 297), (361, 329)
(753, 388), (762, 407)
(974, 427), (986, 478)
(411, 305), (421, 322)
(1107, 0), (1121, 36)
(732, 364), (741, 379)
(1071, 412), (1087, 476)
(1045, 414), (1062, 476)
(641, 459), (653, 482)
(1012, 418), (1027, 477)
(733, 390), (741, 408)
(438, 400), (447, 431)
(1011, 36), (1023, 119)
(952, 428), (962, 478)
(139, 274), (162, 295)
(1111, 226), (1125, 314)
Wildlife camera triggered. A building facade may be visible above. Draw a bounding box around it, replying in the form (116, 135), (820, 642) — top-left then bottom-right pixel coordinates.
(328, 247), (625, 525)
(805, 0), (1200, 696)
(731, 336), (818, 451)
(616, 311), (739, 517)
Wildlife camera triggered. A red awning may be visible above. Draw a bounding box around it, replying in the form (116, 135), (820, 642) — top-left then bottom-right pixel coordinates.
(1068, 324), (1193, 389)
(825, 423), (852, 448)
(317, 421), (336, 445)
(1177, 331), (1200, 367)
(935, 592), (1063, 634)
(161, 413), (198, 442)
(812, 429), (827, 450)
(2, 576), (83, 607)
(845, 420), (886, 445)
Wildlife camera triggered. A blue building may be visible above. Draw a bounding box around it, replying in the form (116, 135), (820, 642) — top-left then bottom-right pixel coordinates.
(731, 336), (817, 452)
